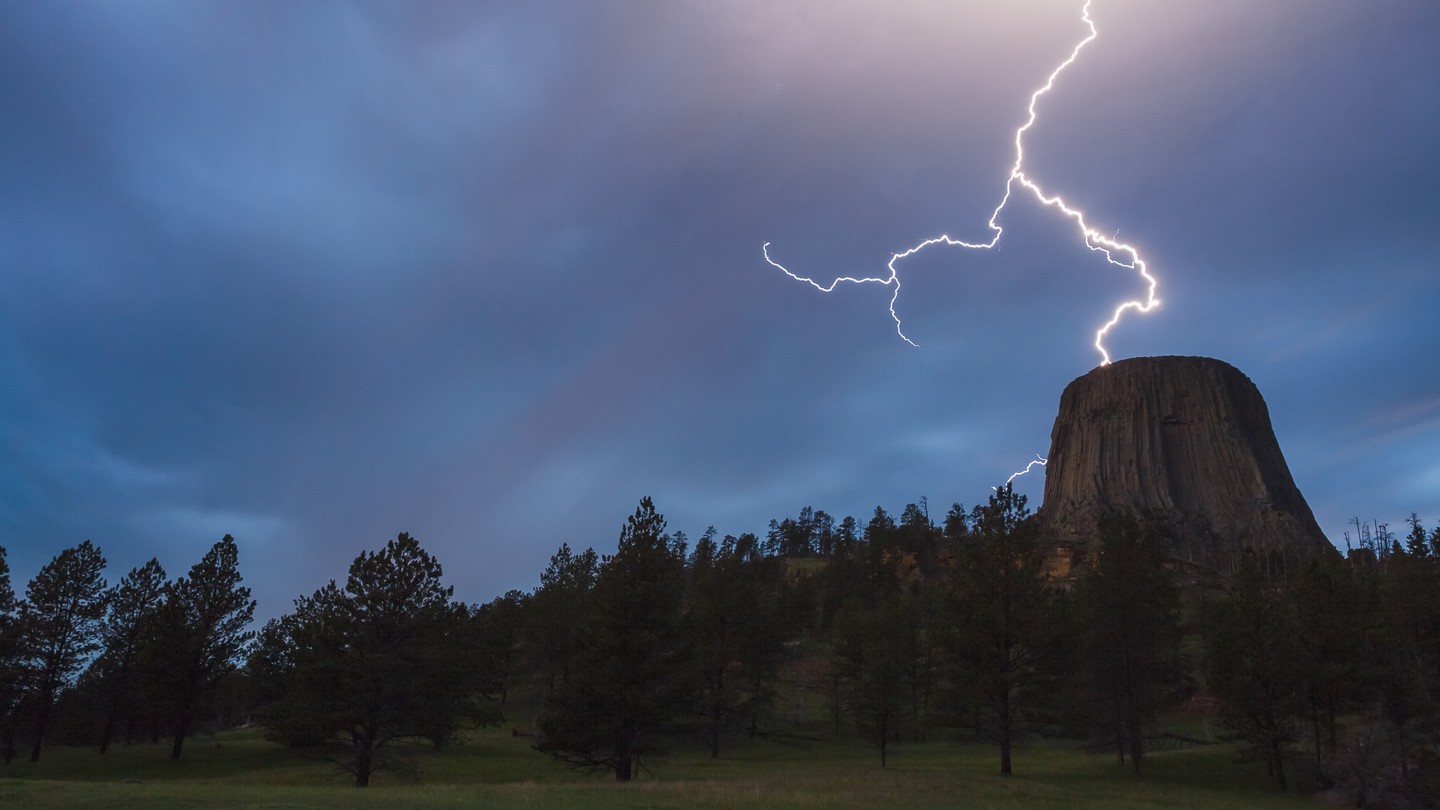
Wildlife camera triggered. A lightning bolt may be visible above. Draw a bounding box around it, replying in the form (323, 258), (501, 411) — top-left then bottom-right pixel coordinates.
(763, 0), (1160, 366)
(996, 455), (1048, 491)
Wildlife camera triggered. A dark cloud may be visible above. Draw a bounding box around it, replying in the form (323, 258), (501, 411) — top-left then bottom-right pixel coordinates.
(2, 1), (1437, 615)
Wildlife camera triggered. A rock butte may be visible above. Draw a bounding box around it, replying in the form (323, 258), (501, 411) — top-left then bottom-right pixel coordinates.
(1036, 356), (1332, 574)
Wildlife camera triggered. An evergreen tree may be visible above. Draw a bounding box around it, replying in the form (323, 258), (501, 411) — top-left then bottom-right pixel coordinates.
(256, 533), (492, 786)
(537, 497), (690, 781)
(836, 515), (860, 557)
(836, 588), (917, 766)
(527, 543), (599, 694)
(15, 540), (108, 762)
(1404, 513), (1429, 558)
(1205, 551), (1302, 791)
(95, 558), (168, 754)
(156, 535), (255, 759)
(1290, 550), (1368, 774)
(946, 485), (1064, 776)
(813, 510), (836, 558)
(1074, 511), (1184, 772)
(1374, 540), (1440, 794)
(943, 503), (970, 540)
(473, 590), (526, 707)
(731, 533), (792, 741)
(0, 548), (19, 763)
(689, 529), (736, 758)
(689, 531), (789, 756)
(897, 501), (942, 578)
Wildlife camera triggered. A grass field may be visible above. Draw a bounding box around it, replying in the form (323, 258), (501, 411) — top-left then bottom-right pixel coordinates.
(0, 720), (1321, 809)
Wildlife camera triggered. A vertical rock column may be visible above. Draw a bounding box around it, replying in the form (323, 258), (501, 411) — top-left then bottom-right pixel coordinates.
(1036, 356), (1330, 568)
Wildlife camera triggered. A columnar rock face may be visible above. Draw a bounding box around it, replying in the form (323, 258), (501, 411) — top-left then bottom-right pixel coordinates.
(1036, 356), (1331, 568)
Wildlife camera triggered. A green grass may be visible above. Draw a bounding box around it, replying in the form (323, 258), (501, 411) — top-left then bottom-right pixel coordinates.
(0, 721), (1321, 809)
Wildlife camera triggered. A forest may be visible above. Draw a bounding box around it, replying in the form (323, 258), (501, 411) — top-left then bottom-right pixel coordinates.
(0, 486), (1437, 808)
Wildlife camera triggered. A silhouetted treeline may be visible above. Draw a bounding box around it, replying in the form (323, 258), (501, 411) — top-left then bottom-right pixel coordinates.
(482, 491), (1440, 804)
(1, 498), (1436, 806)
(0, 536), (253, 764)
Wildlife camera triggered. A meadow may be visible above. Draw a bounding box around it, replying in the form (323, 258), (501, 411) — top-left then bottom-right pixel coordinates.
(0, 721), (1320, 809)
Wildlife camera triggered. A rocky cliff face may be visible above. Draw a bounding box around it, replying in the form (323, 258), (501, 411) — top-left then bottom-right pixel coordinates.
(1036, 356), (1331, 569)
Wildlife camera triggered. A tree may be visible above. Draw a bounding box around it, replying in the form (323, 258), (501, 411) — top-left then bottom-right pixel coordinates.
(1404, 513), (1429, 558)
(1373, 539), (1440, 794)
(688, 530), (789, 757)
(15, 540), (108, 762)
(1290, 550), (1368, 775)
(527, 543), (599, 694)
(155, 535), (255, 760)
(256, 533), (493, 786)
(729, 533), (792, 741)
(473, 590), (526, 707)
(0, 547), (20, 763)
(897, 501), (942, 578)
(836, 589), (918, 766)
(943, 503), (970, 540)
(537, 497), (690, 781)
(688, 529), (736, 758)
(1074, 511), (1184, 772)
(94, 558), (168, 754)
(945, 484), (1064, 776)
(1205, 551), (1303, 791)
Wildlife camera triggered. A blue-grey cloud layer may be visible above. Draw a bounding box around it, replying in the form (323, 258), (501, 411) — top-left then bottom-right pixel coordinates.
(3, 0), (1437, 614)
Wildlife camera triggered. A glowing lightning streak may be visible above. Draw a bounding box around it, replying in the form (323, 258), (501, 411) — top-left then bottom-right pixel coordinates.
(996, 455), (1048, 491)
(763, 0), (1161, 366)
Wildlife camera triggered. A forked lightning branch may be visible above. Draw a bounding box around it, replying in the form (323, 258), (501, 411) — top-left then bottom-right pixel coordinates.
(763, 0), (1161, 368)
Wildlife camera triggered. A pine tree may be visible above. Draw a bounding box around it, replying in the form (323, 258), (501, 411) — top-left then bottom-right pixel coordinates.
(1290, 550), (1367, 774)
(255, 533), (492, 786)
(946, 484), (1065, 776)
(1374, 539), (1440, 791)
(16, 540), (108, 762)
(527, 543), (599, 693)
(156, 535), (255, 759)
(1074, 511), (1184, 772)
(0, 547), (19, 763)
(537, 497), (690, 781)
(1205, 551), (1302, 791)
(837, 589), (918, 766)
(95, 558), (167, 754)
(689, 530), (789, 757)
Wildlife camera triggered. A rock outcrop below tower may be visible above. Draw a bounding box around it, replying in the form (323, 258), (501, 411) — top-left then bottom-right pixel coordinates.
(1036, 356), (1331, 569)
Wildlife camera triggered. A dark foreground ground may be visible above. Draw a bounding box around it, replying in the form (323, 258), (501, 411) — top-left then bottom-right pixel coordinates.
(0, 721), (1320, 809)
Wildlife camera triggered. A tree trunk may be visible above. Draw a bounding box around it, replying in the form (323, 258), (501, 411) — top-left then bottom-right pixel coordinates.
(99, 661), (135, 755)
(1126, 710), (1143, 774)
(99, 697), (122, 755)
(616, 748), (633, 781)
(170, 707), (191, 760)
(709, 703), (721, 759)
(29, 691), (53, 763)
(880, 721), (888, 768)
(354, 735), (374, 787)
(998, 691), (1012, 776)
(1270, 736), (1287, 791)
(1325, 696), (1337, 757)
(1114, 703), (1126, 767)
(710, 667), (723, 759)
(748, 672), (764, 739)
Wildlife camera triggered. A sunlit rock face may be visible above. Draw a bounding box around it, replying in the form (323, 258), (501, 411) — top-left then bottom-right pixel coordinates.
(1036, 356), (1332, 572)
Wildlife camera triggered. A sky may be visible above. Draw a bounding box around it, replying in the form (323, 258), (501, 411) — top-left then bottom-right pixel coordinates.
(2, 0), (1438, 619)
